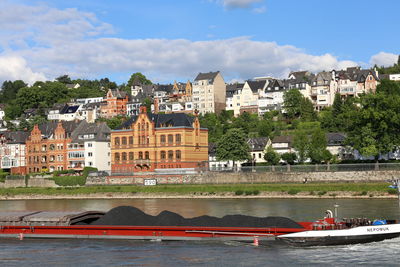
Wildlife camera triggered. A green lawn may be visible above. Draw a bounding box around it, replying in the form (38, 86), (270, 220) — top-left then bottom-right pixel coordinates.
(0, 182), (395, 196)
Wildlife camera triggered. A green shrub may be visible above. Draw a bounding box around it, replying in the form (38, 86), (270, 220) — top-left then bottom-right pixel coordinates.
(235, 190), (244, 195)
(360, 191), (368, 196)
(53, 169), (75, 176)
(387, 188), (398, 195)
(318, 191), (327, 196)
(287, 189), (300, 195)
(52, 176), (86, 186)
(252, 190), (260, 195)
(309, 191), (315, 195)
(245, 190), (252, 196)
(83, 167), (98, 177)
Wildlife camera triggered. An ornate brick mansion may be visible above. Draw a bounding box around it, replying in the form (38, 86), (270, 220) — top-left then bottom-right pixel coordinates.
(111, 106), (208, 174)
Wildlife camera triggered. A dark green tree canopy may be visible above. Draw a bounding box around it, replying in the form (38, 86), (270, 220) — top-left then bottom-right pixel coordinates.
(128, 72), (152, 87)
(216, 128), (250, 163)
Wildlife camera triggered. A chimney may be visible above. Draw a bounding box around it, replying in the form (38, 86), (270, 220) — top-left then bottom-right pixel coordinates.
(154, 98), (159, 114)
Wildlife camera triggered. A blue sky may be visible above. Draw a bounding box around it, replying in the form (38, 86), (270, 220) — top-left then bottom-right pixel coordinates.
(0, 0), (398, 85)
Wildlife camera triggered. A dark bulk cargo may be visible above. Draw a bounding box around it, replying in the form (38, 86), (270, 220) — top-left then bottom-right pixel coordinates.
(91, 206), (304, 229)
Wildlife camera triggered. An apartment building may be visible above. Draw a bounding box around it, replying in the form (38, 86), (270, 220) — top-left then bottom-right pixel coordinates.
(192, 71), (226, 114)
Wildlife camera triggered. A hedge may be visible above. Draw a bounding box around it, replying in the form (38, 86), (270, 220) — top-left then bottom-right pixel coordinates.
(52, 176), (87, 186)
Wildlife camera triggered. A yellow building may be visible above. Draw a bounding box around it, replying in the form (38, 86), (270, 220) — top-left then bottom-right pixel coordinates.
(111, 106), (208, 173)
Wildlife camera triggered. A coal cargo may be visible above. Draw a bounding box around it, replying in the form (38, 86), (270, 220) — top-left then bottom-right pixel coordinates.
(91, 206), (304, 229)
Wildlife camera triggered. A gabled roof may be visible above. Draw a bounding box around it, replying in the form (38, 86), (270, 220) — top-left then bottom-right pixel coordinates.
(247, 137), (269, 151)
(1, 131), (30, 144)
(272, 135), (293, 145)
(60, 105), (80, 114)
(71, 121), (111, 143)
(194, 71), (220, 82)
(326, 132), (346, 146)
(109, 89), (127, 99)
(37, 121), (81, 137)
(119, 113), (196, 130)
(247, 80), (266, 93)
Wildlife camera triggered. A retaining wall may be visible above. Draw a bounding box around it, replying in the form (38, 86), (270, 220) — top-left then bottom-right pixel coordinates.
(86, 170), (400, 185)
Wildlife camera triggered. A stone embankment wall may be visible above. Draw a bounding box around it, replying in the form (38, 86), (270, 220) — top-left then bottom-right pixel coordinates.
(0, 178), (57, 188)
(86, 170), (400, 185)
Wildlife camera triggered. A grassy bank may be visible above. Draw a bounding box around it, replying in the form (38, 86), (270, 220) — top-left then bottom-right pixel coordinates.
(0, 182), (397, 197)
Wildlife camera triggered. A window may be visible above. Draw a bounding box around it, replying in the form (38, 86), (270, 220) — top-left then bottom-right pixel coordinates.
(139, 152), (143, 159)
(114, 137), (120, 146)
(176, 150), (181, 161)
(160, 135), (166, 145)
(122, 152), (127, 161)
(129, 136), (133, 145)
(88, 162), (93, 166)
(129, 152), (134, 160)
(145, 151), (149, 159)
(168, 150), (173, 160)
(115, 153), (120, 162)
(175, 134), (181, 145)
(122, 137), (127, 145)
(88, 152), (93, 157)
(161, 151), (166, 160)
(168, 134), (173, 145)
(87, 143), (93, 147)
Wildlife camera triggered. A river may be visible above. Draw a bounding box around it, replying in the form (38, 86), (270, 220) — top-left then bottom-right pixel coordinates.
(0, 198), (399, 266)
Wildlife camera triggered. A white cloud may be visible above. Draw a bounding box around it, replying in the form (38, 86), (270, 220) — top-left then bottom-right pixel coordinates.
(0, 55), (46, 85)
(221, 0), (263, 9)
(0, 1), (364, 84)
(370, 52), (398, 67)
(252, 6), (266, 13)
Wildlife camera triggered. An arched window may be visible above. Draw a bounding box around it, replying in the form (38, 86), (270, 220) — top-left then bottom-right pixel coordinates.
(115, 153), (120, 162)
(139, 152), (143, 159)
(129, 152), (134, 160)
(160, 135), (166, 145)
(160, 151), (166, 161)
(175, 134), (181, 145)
(141, 136), (146, 145)
(129, 136), (134, 145)
(114, 137), (120, 146)
(122, 152), (127, 161)
(168, 150), (173, 160)
(122, 137), (127, 145)
(168, 134), (173, 145)
(145, 151), (149, 159)
(146, 123), (149, 130)
(176, 150), (181, 161)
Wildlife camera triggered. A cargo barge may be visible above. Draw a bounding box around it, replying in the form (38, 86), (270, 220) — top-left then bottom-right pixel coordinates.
(0, 206), (399, 246)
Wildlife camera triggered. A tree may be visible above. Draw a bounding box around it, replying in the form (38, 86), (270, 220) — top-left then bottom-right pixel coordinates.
(216, 128), (250, 170)
(299, 97), (317, 121)
(332, 93), (343, 117)
(264, 146), (281, 165)
(0, 80), (27, 104)
(308, 128), (328, 163)
(142, 97), (152, 112)
(293, 129), (309, 163)
(127, 72), (152, 87)
(346, 91), (400, 160)
(283, 89), (303, 119)
(281, 152), (297, 165)
(56, 75), (72, 84)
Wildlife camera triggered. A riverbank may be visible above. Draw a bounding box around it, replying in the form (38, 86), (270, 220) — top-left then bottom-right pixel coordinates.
(0, 182), (398, 200)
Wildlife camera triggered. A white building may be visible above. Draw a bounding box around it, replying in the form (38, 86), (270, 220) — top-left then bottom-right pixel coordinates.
(75, 97), (104, 105)
(192, 71), (226, 114)
(0, 131), (29, 174)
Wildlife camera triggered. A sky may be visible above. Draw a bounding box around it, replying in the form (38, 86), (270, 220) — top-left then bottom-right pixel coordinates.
(0, 0), (399, 85)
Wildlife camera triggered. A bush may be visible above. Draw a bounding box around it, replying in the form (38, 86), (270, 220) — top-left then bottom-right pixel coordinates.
(235, 190), (244, 195)
(318, 191), (327, 196)
(287, 189), (300, 195)
(83, 167), (98, 177)
(52, 176), (86, 186)
(0, 170), (8, 183)
(245, 190), (253, 196)
(252, 190), (260, 195)
(387, 188), (398, 195)
(53, 169), (75, 176)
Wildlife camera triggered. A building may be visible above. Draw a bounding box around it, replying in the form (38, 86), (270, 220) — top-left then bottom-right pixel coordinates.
(192, 71), (226, 114)
(111, 106), (208, 174)
(233, 80), (265, 117)
(70, 121), (111, 171)
(0, 131), (29, 174)
(310, 71), (337, 111)
(248, 137), (271, 163)
(100, 89), (129, 118)
(25, 121), (111, 173)
(225, 83), (244, 112)
(271, 136), (294, 155)
(0, 104), (5, 121)
(25, 121), (80, 173)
